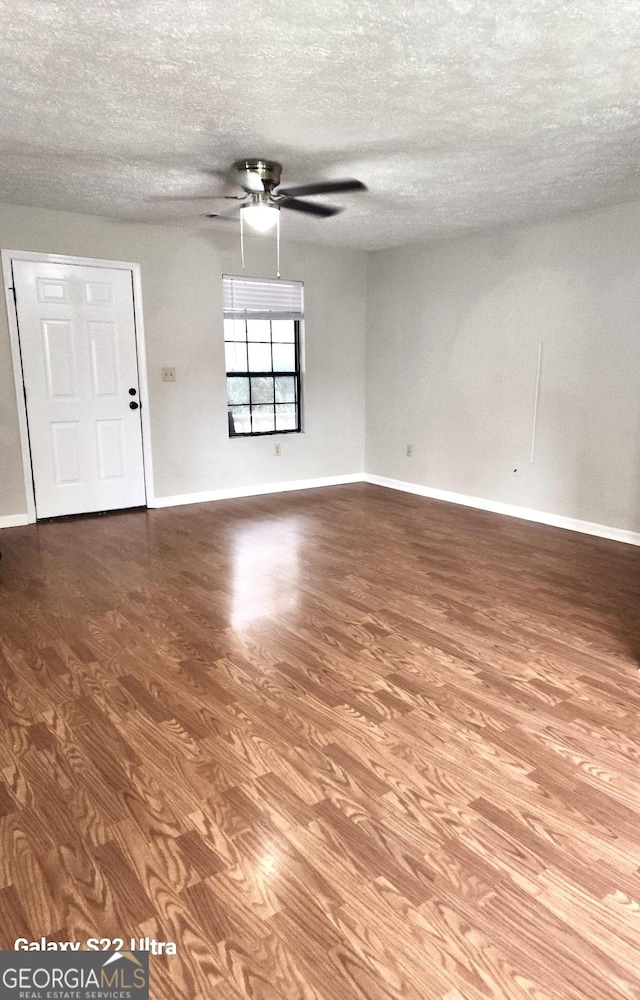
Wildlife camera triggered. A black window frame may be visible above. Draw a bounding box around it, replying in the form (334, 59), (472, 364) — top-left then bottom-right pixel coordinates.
(226, 318), (302, 437)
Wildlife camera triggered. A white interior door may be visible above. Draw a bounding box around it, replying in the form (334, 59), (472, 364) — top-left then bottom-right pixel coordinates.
(13, 260), (146, 518)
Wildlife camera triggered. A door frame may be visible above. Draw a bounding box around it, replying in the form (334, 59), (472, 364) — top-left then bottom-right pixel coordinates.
(2, 249), (155, 522)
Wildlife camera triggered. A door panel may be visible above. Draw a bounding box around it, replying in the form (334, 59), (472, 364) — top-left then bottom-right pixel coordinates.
(36, 276), (70, 303)
(13, 261), (146, 518)
(42, 320), (77, 397)
(85, 281), (114, 306)
(88, 321), (120, 396)
(51, 421), (81, 484)
(95, 419), (126, 480)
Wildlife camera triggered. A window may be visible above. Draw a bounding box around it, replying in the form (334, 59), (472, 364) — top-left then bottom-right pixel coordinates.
(223, 275), (303, 436)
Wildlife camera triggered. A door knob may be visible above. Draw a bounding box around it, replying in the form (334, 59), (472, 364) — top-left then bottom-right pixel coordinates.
(129, 401), (139, 410)
(129, 387), (137, 395)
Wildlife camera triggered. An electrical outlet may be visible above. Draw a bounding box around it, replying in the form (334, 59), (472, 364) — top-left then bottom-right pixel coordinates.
(274, 443), (281, 456)
(161, 367), (176, 382)
(406, 444), (412, 457)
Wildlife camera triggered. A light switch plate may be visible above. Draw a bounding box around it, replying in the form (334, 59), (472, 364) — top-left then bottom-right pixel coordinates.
(161, 367), (176, 382)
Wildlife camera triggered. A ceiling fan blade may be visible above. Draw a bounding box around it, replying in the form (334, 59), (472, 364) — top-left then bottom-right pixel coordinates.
(279, 197), (342, 217)
(149, 194), (247, 203)
(205, 212), (239, 221)
(277, 179), (366, 198)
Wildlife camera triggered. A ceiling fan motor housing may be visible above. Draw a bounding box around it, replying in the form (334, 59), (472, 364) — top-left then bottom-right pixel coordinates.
(233, 158), (282, 193)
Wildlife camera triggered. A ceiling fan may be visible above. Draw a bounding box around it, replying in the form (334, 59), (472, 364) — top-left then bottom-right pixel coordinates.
(204, 158), (367, 231)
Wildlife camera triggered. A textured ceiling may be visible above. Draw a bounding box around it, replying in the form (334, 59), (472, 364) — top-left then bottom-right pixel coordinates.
(1, 0), (640, 249)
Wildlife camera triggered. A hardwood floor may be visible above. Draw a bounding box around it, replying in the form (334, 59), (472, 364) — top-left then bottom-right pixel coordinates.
(1, 482), (640, 999)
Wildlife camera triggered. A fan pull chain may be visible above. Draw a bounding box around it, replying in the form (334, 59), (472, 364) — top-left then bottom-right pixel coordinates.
(240, 211), (245, 270)
(276, 212), (281, 279)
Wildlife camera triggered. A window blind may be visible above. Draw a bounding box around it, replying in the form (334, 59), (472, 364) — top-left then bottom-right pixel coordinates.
(223, 274), (304, 321)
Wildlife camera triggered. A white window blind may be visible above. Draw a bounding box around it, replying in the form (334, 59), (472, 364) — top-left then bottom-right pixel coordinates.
(223, 274), (304, 321)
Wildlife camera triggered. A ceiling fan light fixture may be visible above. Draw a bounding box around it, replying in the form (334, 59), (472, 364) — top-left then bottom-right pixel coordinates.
(240, 202), (280, 232)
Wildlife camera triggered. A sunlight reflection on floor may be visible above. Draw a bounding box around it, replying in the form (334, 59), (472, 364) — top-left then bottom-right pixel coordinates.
(230, 516), (302, 627)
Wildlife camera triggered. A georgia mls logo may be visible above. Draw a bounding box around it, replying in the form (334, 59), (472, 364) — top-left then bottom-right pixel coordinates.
(0, 949), (149, 999)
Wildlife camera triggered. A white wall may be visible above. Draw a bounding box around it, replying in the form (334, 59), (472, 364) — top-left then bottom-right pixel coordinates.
(366, 201), (640, 533)
(4, 198), (640, 537)
(0, 204), (367, 517)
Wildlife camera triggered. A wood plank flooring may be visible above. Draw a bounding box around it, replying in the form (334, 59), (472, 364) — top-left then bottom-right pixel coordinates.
(0, 482), (639, 999)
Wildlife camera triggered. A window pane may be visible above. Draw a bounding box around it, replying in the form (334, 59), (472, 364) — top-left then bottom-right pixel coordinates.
(275, 375), (295, 403)
(276, 403), (297, 431)
(246, 319), (271, 342)
(229, 405), (251, 435)
(247, 342), (272, 372)
(227, 376), (250, 405)
(251, 376), (274, 404)
(251, 404), (275, 434)
(272, 343), (295, 372)
(271, 320), (295, 343)
(225, 341), (247, 372)
(224, 318), (246, 341)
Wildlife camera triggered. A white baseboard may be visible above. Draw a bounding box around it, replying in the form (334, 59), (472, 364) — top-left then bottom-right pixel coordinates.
(364, 474), (640, 547)
(150, 473), (365, 509)
(7, 472), (637, 548)
(0, 513), (30, 530)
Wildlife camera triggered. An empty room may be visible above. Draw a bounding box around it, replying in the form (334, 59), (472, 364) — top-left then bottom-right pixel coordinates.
(0, 2), (639, 999)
